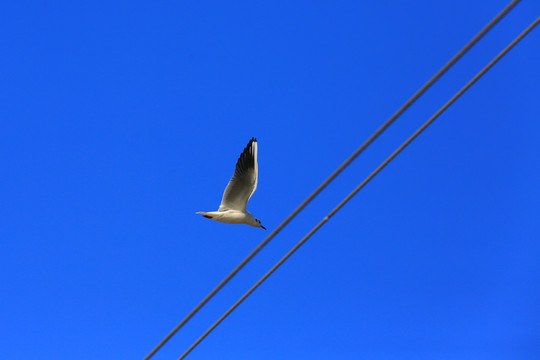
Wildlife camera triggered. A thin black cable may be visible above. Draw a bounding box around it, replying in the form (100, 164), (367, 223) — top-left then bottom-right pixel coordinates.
(142, 1), (520, 359)
(178, 15), (540, 360)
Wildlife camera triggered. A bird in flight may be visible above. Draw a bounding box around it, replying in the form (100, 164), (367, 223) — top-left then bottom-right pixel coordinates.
(197, 137), (266, 230)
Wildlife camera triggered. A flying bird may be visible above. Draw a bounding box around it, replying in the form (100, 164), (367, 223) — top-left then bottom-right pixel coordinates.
(196, 137), (266, 230)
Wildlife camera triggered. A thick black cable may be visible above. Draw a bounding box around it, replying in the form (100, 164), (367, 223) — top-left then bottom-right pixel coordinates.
(178, 14), (540, 360)
(142, 1), (521, 359)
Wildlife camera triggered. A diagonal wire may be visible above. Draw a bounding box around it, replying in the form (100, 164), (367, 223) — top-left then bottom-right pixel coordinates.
(178, 14), (540, 360)
(143, 1), (520, 359)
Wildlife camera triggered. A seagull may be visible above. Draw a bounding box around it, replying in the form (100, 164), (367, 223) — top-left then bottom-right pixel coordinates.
(197, 137), (266, 230)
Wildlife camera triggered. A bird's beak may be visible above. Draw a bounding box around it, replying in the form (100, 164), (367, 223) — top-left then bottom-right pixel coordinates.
(261, 225), (266, 230)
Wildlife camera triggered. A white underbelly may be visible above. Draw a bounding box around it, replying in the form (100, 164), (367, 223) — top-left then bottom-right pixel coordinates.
(214, 210), (249, 224)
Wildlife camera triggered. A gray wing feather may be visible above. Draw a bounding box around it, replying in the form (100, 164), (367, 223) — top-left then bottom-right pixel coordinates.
(219, 138), (258, 211)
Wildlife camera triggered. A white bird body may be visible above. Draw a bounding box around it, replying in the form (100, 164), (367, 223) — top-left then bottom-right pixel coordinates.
(196, 210), (260, 227)
(196, 138), (266, 230)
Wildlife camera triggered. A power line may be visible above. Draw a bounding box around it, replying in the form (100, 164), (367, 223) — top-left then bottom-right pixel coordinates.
(142, 1), (521, 359)
(177, 14), (540, 360)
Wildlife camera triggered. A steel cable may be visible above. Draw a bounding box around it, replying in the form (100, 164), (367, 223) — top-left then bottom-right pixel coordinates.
(178, 13), (540, 360)
(142, 1), (521, 359)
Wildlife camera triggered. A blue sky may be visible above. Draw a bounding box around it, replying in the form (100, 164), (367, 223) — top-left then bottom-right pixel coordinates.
(1, 1), (539, 359)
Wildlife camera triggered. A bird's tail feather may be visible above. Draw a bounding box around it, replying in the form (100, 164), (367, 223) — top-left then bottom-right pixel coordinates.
(196, 211), (214, 219)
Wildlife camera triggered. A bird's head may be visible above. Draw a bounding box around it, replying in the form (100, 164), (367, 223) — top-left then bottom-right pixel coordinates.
(254, 218), (266, 230)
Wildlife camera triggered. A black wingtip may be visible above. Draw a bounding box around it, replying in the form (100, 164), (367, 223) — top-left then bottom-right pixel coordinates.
(233, 137), (257, 176)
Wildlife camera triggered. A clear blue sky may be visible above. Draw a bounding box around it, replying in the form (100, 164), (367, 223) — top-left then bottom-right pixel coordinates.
(1, 1), (539, 359)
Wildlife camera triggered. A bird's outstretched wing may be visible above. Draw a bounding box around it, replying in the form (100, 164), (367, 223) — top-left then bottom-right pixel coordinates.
(219, 138), (258, 212)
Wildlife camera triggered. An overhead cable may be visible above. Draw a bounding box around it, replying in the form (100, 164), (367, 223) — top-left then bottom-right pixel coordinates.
(177, 14), (540, 360)
(142, 1), (521, 359)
